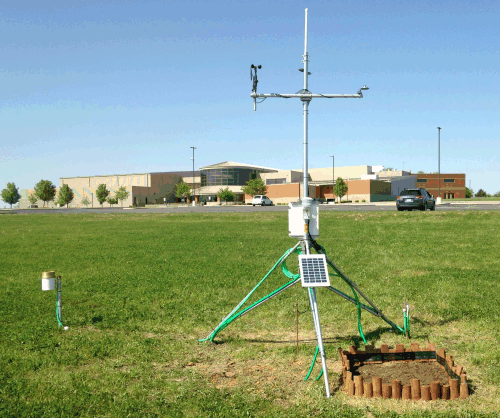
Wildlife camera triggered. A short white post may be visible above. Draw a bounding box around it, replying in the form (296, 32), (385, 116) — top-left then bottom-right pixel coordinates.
(41, 271), (68, 330)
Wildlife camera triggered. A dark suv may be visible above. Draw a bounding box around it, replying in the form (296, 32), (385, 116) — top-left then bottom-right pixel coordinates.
(396, 188), (436, 211)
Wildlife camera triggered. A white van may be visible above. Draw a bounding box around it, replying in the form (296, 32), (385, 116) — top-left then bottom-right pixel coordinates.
(252, 195), (273, 206)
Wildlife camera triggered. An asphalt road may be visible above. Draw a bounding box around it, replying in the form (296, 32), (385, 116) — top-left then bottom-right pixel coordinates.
(6, 202), (500, 215)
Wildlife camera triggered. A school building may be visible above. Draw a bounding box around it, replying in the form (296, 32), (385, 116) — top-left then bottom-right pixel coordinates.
(17, 161), (466, 208)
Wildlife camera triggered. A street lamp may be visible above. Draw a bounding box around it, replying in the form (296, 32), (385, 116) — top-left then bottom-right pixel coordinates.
(437, 127), (441, 203)
(190, 147), (196, 206)
(330, 155), (334, 203)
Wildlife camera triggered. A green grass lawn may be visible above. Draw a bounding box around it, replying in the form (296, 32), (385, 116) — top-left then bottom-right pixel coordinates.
(445, 198), (500, 202)
(1, 210), (499, 417)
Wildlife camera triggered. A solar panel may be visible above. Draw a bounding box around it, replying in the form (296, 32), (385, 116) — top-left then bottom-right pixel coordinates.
(298, 254), (331, 287)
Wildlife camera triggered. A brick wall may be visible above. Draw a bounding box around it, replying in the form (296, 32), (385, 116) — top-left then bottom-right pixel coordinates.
(416, 174), (466, 199)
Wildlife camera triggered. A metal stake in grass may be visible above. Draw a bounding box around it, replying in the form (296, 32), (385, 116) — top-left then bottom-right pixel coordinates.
(296, 300), (299, 356)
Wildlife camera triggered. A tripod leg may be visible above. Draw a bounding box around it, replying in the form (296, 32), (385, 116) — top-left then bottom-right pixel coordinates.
(202, 242), (301, 341)
(320, 248), (403, 333)
(307, 287), (331, 398)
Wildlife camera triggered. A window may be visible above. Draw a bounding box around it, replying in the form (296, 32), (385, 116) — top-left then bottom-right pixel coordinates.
(417, 179), (427, 183)
(444, 179), (455, 183)
(266, 178), (286, 185)
(401, 189), (421, 196)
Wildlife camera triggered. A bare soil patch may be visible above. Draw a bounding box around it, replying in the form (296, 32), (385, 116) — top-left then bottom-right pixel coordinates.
(352, 361), (449, 386)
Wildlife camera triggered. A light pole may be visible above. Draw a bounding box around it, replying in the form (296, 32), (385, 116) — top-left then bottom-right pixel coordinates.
(191, 147), (196, 206)
(330, 155), (334, 203)
(437, 127), (441, 203)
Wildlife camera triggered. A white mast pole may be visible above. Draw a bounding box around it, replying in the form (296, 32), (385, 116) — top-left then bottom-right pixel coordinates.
(248, 8), (368, 398)
(303, 8), (309, 200)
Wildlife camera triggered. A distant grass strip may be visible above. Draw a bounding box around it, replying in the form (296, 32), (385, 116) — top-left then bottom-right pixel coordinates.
(1, 211), (499, 417)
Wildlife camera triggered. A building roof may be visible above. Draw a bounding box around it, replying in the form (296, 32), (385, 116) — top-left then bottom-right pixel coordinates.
(199, 161), (280, 172)
(60, 170), (200, 180)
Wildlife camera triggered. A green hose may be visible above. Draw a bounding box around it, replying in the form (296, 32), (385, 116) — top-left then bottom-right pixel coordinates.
(304, 345), (319, 380)
(201, 239), (408, 384)
(313, 244), (368, 345)
(199, 245), (302, 342)
(404, 308), (410, 338)
(343, 276), (367, 345)
(304, 345), (324, 381)
(56, 300), (64, 328)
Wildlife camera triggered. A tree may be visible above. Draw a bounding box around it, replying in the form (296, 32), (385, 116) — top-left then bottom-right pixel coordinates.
(81, 196), (91, 208)
(241, 178), (267, 197)
(465, 187), (473, 199)
(175, 182), (191, 202)
(333, 177), (348, 202)
(106, 196), (118, 207)
(475, 189), (487, 197)
(1, 182), (21, 209)
(115, 186), (130, 207)
(95, 184), (110, 207)
(494, 191), (500, 198)
(28, 193), (38, 205)
(417, 171), (425, 174)
(56, 184), (74, 208)
(217, 187), (235, 204)
(34, 180), (56, 207)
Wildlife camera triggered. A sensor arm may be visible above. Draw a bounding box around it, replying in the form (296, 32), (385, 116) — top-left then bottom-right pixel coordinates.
(251, 92), (364, 99)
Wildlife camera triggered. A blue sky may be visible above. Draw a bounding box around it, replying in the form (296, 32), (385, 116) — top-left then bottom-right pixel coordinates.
(1, 0), (499, 194)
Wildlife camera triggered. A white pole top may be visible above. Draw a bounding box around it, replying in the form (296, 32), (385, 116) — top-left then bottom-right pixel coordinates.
(304, 9), (308, 55)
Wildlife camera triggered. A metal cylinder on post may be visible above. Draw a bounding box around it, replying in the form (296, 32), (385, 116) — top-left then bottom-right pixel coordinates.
(41, 271), (55, 291)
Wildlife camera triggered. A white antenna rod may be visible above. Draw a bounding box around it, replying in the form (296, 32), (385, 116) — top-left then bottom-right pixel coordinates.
(304, 8), (309, 91)
(302, 8), (309, 200)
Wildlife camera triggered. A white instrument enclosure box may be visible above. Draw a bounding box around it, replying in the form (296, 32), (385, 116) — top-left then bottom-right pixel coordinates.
(288, 199), (319, 238)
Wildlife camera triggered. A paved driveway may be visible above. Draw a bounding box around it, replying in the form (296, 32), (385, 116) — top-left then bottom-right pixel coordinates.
(6, 201), (500, 215)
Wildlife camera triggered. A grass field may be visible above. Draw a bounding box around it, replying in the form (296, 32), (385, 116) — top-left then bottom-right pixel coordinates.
(1, 210), (499, 417)
(444, 198), (500, 202)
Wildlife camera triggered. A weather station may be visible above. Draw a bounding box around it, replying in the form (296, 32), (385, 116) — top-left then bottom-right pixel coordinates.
(201, 9), (410, 398)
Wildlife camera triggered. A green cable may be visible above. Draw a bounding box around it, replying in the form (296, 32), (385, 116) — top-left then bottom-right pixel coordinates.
(304, 346), (319, 380)
(202, 240), (408, 384)
(56, 300), (64, 327)
(200, 246), (302, 342)
(208, 275), (299, 341)
(304, 345), (324, 381)
(313, 244), (368, 345)
(404, 310), (410, 338)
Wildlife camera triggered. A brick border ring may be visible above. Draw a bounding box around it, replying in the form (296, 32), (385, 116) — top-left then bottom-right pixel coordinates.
(339, 343), (469, 400)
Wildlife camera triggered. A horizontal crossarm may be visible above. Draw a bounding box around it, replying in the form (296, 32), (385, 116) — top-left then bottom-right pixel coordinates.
(251, 92), (363, 99)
